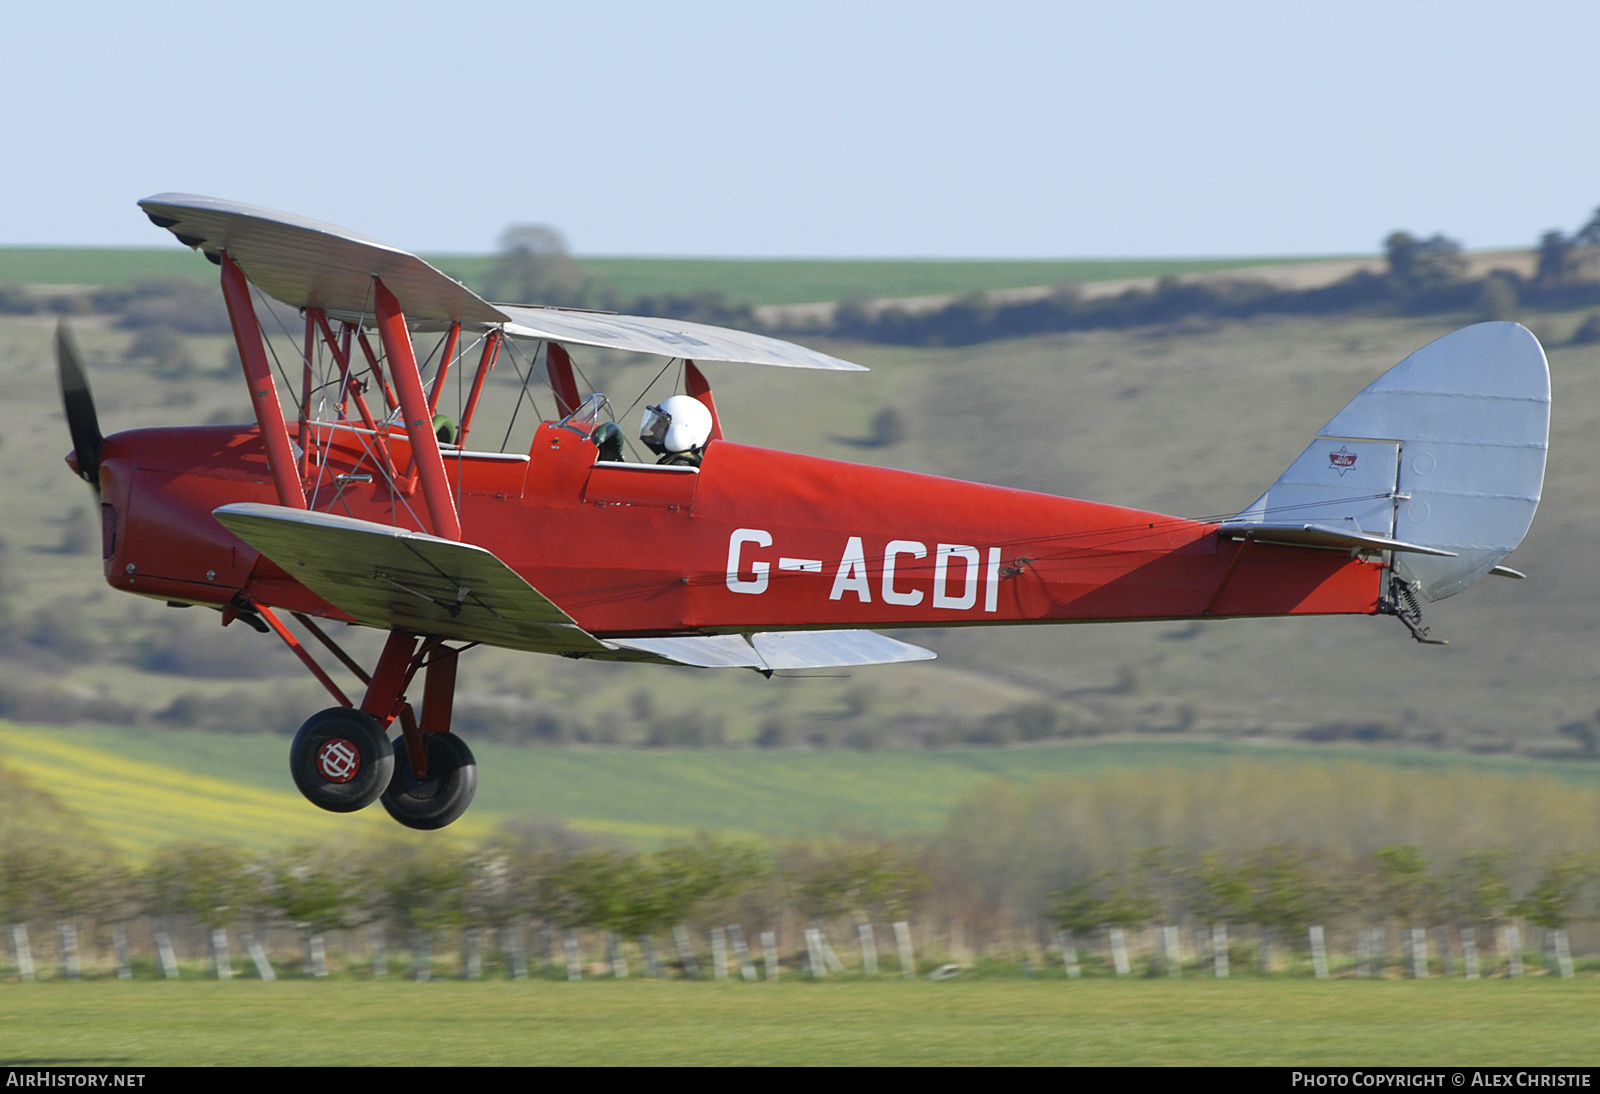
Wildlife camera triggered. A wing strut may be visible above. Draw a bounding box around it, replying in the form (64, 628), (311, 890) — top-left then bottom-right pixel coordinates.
(374, 278), (462, 541)
(219, 253), (307, 509)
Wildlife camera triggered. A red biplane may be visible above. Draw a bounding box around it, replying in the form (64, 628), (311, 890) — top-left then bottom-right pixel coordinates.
(57, 195), (1550, 829)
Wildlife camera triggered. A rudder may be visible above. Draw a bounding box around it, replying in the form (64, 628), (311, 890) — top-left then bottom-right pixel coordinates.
(1231, 322), (1549, 602)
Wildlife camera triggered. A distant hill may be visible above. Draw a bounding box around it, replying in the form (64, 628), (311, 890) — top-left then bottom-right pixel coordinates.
(0, 246), (1341, 306)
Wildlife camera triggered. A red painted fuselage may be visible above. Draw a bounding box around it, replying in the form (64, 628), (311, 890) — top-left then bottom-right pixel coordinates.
(92, 420), (1381, 638)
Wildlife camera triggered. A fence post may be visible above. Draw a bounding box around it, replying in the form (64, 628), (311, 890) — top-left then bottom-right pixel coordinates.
(212, 928), (232, 981)
(710, 927), (728, 980)
(56, 920), (80, 980)
(1056, 928), (1080, 979)
(9, 924), (34, 982)
(309, 932), (329, 978)
(730, 924), (757, 981)
(1434, 926), (1454, 978)
(1108, 927), (1130, 976)
(413, 930), (432, 982)
(154, 930), (178, 980)
(607, 931), (628, 978)
(1552, 929), (1574, 979)
(804, 927), (825, 978)
(761, 930), (780, 981)
(894, 921), (917, 979)
(112, 923), (132, 981)
(505, 925), (528, 980)
(859, 923), (879, 976)
(673, 924), (699, 979)
(242, 932), (275, 981)
(1504, 924), (1523, 978)
(563, 929), (581, 981)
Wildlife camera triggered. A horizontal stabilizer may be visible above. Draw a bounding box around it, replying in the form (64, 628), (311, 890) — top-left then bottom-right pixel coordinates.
(1215, 522), (1458, 557)
(212, 503), (610, 654)
(608, 630), (936, 671)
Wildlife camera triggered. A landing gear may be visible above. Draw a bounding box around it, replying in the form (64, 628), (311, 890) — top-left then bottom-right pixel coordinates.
(289, 707), (394, 813)
(259, 614), (478, 827)
(381, 732), (477, 831)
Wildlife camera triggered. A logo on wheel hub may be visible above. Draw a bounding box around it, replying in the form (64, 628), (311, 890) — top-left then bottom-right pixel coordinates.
(317, 738), (361, 783)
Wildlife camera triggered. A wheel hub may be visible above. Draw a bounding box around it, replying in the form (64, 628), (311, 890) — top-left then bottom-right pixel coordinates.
(316, 738), (361, 783)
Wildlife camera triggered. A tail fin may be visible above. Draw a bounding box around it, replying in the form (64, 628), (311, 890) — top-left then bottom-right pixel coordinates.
(1227, 322), (1549, 602)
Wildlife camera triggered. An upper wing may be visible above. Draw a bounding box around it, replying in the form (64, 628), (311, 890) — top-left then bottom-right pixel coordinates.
(212, 503), (609, 654)
(497, 305), (867, 371)
(139, 193), (867, 371)
(139, 193), (508, 327)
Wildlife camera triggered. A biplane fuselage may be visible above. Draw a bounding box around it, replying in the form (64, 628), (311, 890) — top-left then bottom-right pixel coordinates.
(53, 193), (1544, 829)
(96, 418), (1380, 638)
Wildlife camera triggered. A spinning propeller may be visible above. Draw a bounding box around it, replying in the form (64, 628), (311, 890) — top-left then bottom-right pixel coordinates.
(56, 321), (104, 494)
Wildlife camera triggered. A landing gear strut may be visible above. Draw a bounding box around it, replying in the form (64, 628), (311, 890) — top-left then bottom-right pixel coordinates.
(268, 609), (477, 828)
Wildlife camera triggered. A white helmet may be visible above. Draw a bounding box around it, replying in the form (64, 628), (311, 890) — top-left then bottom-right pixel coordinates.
(640, 394), (713, 455)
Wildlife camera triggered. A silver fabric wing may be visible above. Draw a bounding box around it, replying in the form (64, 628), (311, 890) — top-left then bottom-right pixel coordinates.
(607, 630), (936, 670)
(498, 305), (867, 371)
(139, 193), (867, 371)
(212, 503), (609, 655)
(139, 193), (508, 326)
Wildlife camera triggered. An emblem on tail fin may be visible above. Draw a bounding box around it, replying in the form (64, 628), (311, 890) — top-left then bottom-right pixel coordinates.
(1327, 446), (1359, 475)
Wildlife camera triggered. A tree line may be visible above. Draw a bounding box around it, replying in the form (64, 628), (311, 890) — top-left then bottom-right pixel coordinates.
(13, 207), (1600, 347)
(2, 824), (1595, 982)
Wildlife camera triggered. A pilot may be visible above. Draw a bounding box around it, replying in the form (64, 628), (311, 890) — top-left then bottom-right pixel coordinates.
(591, 421), (625, 462)
(640, 394), (713, 467)
(432, 414), (457, 446)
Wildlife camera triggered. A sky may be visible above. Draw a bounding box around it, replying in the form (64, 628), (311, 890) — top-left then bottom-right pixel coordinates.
(4, 1), (1598, 258)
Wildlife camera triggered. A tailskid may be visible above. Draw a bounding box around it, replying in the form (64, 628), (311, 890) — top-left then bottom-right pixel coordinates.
(1379, 575), (1448, 645)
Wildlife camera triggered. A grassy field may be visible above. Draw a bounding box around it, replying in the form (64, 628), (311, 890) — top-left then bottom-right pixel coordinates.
(5, 720), (1600, 854)
(1, 979), (1596, 1065)
(0, 246), (1326, 303)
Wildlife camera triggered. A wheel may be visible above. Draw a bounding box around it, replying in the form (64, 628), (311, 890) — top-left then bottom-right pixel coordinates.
(289, 707), (393, 813)
(381, 732), (477, 830)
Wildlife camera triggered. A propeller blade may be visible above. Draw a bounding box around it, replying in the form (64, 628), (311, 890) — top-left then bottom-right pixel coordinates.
(56, 320), (104, 490)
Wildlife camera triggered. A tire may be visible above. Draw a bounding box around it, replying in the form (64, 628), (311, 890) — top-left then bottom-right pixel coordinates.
(381, 732), (478, 830)
(289, 707), (393, 813)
